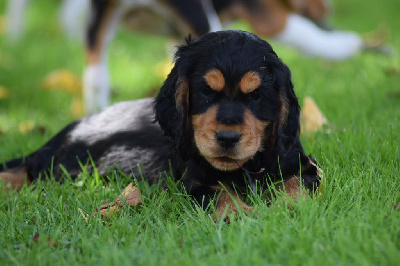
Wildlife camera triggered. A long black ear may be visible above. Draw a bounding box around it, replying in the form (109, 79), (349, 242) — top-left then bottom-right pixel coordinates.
(155, 39), (195, 159)
(271, 62), (307, 177)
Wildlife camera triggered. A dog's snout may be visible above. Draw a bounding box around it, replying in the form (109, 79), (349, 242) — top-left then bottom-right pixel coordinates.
(216, 131), (241, 148)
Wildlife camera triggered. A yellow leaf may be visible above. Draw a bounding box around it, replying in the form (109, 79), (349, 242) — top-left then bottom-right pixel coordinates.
(19, 120), (35, 134)
(155, 58), (173, 79)
(0, 16), (4, 35)
(41, 69), (82, 95)
(0, 85), (10, 99)
(300, 97), (329, 134)
(70, 97), (85, 118)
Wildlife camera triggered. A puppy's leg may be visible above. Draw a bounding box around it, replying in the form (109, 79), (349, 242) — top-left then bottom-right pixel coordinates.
(214, 186), (252, 222)
(0, 167), (31, 192)
(188, 181), (251, 222)
(274, 176), (305, 208)
(274, 157), (322, 208)
(84, 0), (123, 113)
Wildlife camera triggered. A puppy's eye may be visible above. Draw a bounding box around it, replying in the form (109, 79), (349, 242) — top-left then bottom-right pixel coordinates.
(248, 90), (261, 101)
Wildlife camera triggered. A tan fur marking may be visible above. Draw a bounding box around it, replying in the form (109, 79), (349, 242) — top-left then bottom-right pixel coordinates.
(175, 78), (189, 110)
(192, 106), (269, 171)
(204, 69), (225, 92)
(212, 184), (252, 222)
(274, 176), (306, 209)
(0, 167), (31, 192)
(87, 0), (118, 64)
(240, 71), (261, 94)
(218, 0), (288, 36)
(279, 93), (289, 126)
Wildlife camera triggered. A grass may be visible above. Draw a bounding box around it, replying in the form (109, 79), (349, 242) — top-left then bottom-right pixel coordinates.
(0, 0), (399, 265)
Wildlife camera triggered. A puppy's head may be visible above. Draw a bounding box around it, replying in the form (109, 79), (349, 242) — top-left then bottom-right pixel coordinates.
(155, 30), (299, 171)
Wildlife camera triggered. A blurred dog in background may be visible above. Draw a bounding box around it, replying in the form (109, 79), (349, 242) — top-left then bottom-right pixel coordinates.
(5, 0), (363, 113)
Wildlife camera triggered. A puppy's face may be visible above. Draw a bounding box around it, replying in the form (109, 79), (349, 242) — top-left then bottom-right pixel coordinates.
(190, 69), (269, 170)
(188, 46), (282, 171)
(156, 31), (293, 172)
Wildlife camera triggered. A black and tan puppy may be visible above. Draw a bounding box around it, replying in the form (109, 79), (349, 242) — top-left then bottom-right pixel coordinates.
(1, 30), (320, 215)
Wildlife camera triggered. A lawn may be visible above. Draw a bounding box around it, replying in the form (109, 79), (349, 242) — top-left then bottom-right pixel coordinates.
(0, 0), (399, 265)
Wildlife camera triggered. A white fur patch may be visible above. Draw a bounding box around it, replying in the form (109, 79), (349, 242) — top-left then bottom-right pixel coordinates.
(274, 14), (363, 60)
(69, 98), (154, 145)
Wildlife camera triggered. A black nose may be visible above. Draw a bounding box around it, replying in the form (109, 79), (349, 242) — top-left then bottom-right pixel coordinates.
(216, 131), (241, 148)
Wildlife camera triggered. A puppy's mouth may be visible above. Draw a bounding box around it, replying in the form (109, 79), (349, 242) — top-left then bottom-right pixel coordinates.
(206, 155), (248, 171)
(216, 156), (235, 163)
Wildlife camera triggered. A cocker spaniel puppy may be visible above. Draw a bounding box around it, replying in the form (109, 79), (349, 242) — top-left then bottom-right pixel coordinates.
(0, 30), (320, 216)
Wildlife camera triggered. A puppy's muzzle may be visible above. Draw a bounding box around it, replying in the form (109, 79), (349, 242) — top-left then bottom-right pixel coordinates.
(215, 130), (241, 149)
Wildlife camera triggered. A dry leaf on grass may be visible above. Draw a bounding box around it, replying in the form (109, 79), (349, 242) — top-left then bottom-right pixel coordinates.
(300, 97), (329, 134)
(19, 120), (35, 134)
(41, 69), (82, 95)
(70, 97), (85, 118)
(155, 58), (173, 79)
(96, 183), (142, 218)
(32, 233), (59, 248)
(0, 85), (10, 99)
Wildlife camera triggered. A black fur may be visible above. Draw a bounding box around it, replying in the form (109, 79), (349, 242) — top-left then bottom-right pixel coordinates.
(2, 31), (319, 208)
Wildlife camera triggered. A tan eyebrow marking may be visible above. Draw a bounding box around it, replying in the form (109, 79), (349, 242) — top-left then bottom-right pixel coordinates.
(204, 69), (225, 92)
(240, 71), (261, 94)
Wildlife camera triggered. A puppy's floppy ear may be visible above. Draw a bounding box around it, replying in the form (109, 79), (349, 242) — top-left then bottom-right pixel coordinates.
(271, 62), (307, 176)
(155, 41), (194, 158)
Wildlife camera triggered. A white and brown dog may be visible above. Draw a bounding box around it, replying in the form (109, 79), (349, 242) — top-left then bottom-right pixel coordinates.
(5, 0), (363, 113)
(83, 0), (362, 112)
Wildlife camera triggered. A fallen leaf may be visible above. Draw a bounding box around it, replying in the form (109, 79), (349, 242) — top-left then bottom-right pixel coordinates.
(19, 120), (35, 134)
(0, 16), (4, 35)
(300, 97), (329, 134)
(32, 233), (59, 248)
(116, 183), (143, 207)
(363, 25), (394, 56)
(0, 85), (10, 99)
(70, 97), (85, 118)
(155, 58), (173, 80)
(96, 183), (142, 218)
(41, 69), (82, 95)
(385, 67), (400, 76)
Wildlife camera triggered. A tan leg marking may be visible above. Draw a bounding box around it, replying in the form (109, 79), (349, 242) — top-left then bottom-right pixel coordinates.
(274, 176), (306, 209)
(0, 167), (31, 192)
(214, 185), (252, 222)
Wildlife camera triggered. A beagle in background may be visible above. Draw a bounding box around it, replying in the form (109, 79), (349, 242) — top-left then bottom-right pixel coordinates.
(83, 0), (362, 113)
(5, 0), (363, 114)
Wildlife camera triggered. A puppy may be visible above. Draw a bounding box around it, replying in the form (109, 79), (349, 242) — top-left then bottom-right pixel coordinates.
(1, 30), (320, 216)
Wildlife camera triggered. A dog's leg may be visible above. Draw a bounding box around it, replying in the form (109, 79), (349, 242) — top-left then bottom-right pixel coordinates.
(59, 0), (89, 39)
(214, 186), (252, 222)
(273, 13), (362, 60)
(5, 0), (29, 40)
(274, 157), (322, 208)
(188, 181), (252, 222)
(0, 167), (31, 192)
(219, 0), (361, 60)
(200, 0), (222, 32)
(84, 0), (124, 113)
(274, 176), (305, 208)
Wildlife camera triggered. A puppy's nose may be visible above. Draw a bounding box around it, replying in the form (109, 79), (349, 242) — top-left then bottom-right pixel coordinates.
(216, 131), (241, 148)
